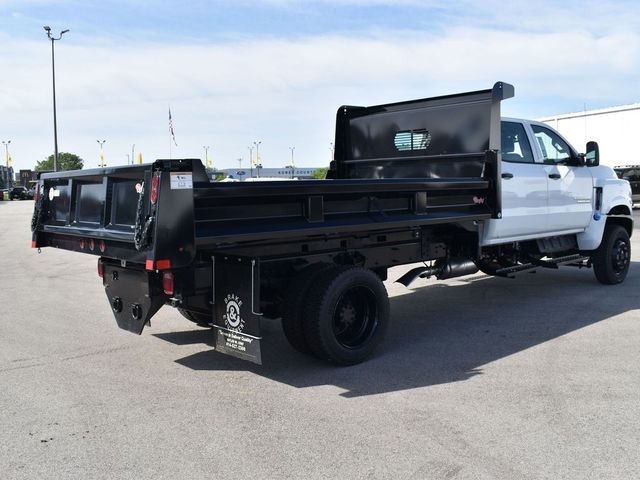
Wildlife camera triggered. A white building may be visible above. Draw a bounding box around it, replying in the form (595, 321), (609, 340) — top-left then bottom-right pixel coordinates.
(539, 103), (640, 168)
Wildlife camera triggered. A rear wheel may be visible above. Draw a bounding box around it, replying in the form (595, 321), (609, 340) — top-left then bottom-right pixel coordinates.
(177, 308), (212, 328)
(303, 266), (390, 365)
(281, 263), (333, 354)
(592, 224), (630, 284)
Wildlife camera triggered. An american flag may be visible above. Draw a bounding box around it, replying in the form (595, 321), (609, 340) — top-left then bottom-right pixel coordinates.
(169, 108), (178, 146)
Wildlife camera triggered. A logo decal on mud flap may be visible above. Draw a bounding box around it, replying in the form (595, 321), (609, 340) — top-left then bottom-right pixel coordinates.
(223, 293), (245, 332)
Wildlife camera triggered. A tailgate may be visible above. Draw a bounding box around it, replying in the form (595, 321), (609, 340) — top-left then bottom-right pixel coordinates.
(31, 159), (204, 270)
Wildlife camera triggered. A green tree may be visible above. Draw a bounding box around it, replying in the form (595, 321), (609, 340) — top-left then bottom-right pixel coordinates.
(310, 167), (329, 180)
(206, 168), (227, 181)
(35, 152), (84, 172)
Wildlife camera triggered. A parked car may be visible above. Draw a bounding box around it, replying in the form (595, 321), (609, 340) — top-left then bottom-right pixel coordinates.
(9, 186), (31, 200)
(614, 166), (640, 203)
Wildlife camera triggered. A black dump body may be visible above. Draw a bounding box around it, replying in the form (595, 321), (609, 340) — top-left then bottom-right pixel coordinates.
(32, 82), (512, 268)
(31, 82), (513, 363)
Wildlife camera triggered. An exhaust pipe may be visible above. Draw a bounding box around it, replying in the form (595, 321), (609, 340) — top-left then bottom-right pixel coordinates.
(396, 257), (478, 287)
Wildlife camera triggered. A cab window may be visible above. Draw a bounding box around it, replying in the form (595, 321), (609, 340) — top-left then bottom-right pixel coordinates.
(501, 122), (534, 163)
(531, 125), (574, 164)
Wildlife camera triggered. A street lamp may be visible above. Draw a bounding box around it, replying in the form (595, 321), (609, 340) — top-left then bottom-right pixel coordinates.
(203, 145), (210, 168)
(44, 26), (69, 172)
(97, 140), (106, 167)
(2, 140), (10, 165)
(131, 144), (135, 166)
(289, 146), (295, 178)
(1, 140), (11, 188)
(253, 141), (262, 177)
(247, 146), (253, 178)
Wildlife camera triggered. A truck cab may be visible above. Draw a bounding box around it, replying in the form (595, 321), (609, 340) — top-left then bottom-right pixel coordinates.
(483, 118), (632, 251)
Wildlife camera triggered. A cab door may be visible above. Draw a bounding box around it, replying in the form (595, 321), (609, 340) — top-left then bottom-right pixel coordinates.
(482, 120), (549, 242)
(530, 124), (593, 232)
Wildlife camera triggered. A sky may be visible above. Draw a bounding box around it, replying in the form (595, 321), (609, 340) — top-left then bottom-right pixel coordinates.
(1, 0), (639, 172)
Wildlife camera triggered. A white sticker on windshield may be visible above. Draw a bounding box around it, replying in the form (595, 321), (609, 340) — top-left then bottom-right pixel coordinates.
(170, 172), (193, 190)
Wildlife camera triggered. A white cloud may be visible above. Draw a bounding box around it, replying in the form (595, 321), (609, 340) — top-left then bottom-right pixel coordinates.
(1, 22), (639, 171)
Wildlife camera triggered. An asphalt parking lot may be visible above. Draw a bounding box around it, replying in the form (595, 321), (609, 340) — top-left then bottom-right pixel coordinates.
(1, 200), (639, 479)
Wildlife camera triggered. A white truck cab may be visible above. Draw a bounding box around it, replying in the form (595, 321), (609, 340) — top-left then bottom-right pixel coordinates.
(482, 118), (632, 249)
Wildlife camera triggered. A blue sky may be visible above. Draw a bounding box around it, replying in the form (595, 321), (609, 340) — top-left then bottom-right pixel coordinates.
(1, 0), (639, 172)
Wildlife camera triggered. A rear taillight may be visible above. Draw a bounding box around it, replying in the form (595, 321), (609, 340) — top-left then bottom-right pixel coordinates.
(150, 175), (159, 204)
(162, 272), (174, 296)
(97, 260), (104, 278)
(80, 238), (85, 249)
(34, 185), (40, 202)
(89, 239), (95, 251)
(99, 240), (106, 253)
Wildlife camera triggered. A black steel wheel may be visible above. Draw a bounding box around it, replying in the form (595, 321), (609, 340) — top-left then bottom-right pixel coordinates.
(593, 224), (631, 285)
(177, 308), (212, 328)
(281, 263), (333, 354)
(303, 266), (390, 365)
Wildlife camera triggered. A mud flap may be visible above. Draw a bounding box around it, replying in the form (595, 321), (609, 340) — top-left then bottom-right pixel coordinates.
(103, 263), (165, 334)
(213, 256), (263, 365)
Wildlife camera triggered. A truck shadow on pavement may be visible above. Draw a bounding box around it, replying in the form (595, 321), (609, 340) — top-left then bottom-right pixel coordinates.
(154, 263), (640, 398)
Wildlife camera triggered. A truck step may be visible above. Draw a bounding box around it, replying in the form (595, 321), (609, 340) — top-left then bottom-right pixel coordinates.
(495, 254), (590, 278)
(535, 254), (591, 269)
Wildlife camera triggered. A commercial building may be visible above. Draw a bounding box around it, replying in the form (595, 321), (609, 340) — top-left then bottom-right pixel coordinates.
(219, 166), (322, 181)
(540, 103), (640, 168)
(0, 165), (14, 189)
(19, 169), (37, 187)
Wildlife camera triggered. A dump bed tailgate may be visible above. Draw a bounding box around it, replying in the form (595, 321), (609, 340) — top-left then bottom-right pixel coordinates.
(31, 160), (202, 270)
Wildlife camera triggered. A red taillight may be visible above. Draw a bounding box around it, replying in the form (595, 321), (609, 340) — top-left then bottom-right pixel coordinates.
(162, 272), (174, 296)
(97, 260), (104, 278)
(89, 239), (95, 251)
(34, 185), (40, 202)
(150, 175), (159, 205)
(99, 240), (106, 253)
(80, 238), (85, 249)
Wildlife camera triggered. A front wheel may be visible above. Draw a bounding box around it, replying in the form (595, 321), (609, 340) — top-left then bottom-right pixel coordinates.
(592, 224), (631, 285)
(303, 266), (390, 365)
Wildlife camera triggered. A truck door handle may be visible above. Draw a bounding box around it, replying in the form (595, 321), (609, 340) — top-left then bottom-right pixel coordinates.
(548, 173), (561, 179)
(501, 172), (513, 179)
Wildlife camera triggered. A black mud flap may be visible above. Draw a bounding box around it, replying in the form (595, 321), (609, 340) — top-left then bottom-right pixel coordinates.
(213, 256), (263, 365)
(103, 263), (165, 334)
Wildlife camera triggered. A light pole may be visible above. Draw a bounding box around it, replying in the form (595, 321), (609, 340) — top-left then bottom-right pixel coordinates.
(131, 144), (135, 165)
(253, 141), (262, 177)
(44, 26), (69, 172)
(203, 146), (210, 168)
(289, 146), (295, 178)
(97, 140), (106, 167)
(126, 154), (130, 165)
(247, 146), (253, 178)
(1, 140), (11, 188)
(2, 140), (10, 166)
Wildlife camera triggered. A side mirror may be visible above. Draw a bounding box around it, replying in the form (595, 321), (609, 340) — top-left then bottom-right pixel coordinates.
(585, 141), (599, 167)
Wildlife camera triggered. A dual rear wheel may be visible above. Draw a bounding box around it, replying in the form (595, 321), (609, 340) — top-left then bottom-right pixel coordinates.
(281, 265), (390, 365)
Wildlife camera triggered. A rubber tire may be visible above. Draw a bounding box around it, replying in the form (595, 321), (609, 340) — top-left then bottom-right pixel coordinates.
(593, 224), (631, 285)
(177, 308), (212, 328)
(303, 266), (390, 365)
(281, 263), (333, 354)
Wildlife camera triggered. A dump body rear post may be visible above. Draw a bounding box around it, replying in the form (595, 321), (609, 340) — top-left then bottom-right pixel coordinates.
(31, 82), (632, 365)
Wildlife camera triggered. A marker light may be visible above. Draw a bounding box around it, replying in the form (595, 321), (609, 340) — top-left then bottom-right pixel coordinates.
(162, 272), (174, 296)
(150, 175), (160, 204)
